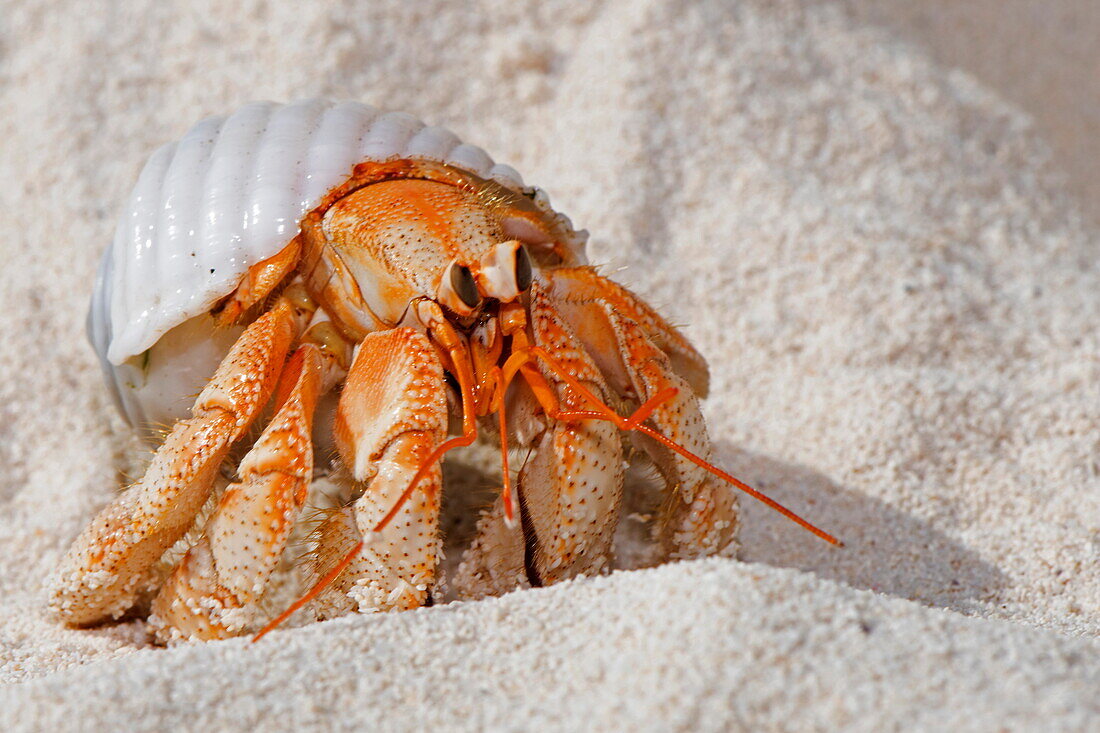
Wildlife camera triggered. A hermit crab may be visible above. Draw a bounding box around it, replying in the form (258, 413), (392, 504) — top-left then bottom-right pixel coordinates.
(49, 99), (837, 643)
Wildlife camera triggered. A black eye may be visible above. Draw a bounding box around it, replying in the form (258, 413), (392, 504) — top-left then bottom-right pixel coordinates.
(514, 245), (533, 292)
(451, 264), (481, 308)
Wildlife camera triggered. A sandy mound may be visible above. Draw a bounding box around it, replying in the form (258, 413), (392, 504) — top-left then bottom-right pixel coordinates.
(0, 0), (1096, 728)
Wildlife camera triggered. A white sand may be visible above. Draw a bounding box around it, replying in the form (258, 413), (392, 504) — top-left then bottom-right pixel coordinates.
(850, 0), (1100, 222)
(0, 0), (1098, 729)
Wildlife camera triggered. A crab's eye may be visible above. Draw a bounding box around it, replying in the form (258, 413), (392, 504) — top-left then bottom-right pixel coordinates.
(451, 264), (481, 309)
(515, 245), (533, 292)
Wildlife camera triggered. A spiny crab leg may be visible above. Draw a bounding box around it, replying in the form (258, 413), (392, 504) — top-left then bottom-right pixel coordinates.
(493, 287), (837, 547)
(542, 267), (711, 397)
(50, 302), (297, 626)
(370, 317), (481, 533)
(490, 352), (670, 528)
(148, 344), (326, 642)
(457, 287), (626, 594)
(255, 326), (453, 641)
(215, 239), (302, 327)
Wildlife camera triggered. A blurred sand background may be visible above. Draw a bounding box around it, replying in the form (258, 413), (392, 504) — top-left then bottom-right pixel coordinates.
(0, 1), (1098, 730)
(852, 0), (1100, 222)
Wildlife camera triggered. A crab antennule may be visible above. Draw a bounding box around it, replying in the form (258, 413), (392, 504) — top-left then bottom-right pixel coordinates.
(523, 346), (842, 547)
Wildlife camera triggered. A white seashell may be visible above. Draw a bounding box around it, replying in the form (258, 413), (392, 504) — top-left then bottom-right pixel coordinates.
(88, 99), (586, 433)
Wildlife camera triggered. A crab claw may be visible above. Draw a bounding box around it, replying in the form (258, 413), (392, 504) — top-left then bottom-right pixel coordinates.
(456, 283), (624, 597)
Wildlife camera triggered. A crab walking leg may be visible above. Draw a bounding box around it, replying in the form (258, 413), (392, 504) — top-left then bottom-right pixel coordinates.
(309, 328), (449, 616)
(148, 345), (325, 641)
(617, 310), (740, 558)
(456, 284), (623, 598)
(544, 267), (711, 398)
(548, 289), (740, 560)
(50, 303), (296, 626)
(451, 493), (528, 600)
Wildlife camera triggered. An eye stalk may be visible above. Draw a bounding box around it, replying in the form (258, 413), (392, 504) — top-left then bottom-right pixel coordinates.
(475, 240), (534, 303)
(450, 264), (482, 309)
(514, 245), (532, 292)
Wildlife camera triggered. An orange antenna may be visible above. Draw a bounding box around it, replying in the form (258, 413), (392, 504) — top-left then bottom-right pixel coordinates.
(254, 331), (839, 644)
(522, 345), (841, 547)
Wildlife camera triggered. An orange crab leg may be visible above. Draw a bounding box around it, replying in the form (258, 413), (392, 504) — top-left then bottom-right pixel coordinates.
(254, 322), (481, 642)
(52, 302), (297, 627)
(154, 344), (325, 642)
(519, 345), (841, 547)
(216, 239), (302, 327)
(371, 328), (480, 534)
(492, 311), (678, 528)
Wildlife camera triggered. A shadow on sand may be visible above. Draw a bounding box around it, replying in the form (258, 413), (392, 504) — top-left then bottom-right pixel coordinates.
(716, 444), (1007, 616)
(440, 440), (1006, 616)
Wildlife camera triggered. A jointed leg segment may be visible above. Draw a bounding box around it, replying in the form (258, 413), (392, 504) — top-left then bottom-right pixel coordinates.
(50, 302), (296, 626)
(307, 328), (450, 618)
(149, 344), (325, 641)
(539, 269), (740, 558)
